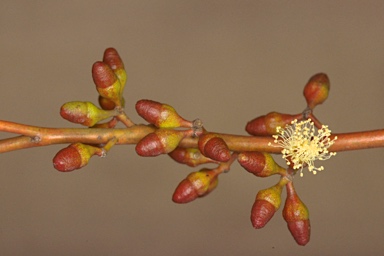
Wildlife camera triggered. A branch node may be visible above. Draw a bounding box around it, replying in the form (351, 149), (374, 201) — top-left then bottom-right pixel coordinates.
(100, 148), (107, 158)
(31, 136), (41, 143)
(302, 107), (312, 119)
(192, 118), (203, 137)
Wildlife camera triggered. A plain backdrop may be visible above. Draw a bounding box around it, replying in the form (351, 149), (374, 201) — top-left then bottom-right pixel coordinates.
(1, 1), (384, 255)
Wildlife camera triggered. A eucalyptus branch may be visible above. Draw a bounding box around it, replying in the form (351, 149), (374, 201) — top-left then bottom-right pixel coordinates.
(1, 47), (382, 246)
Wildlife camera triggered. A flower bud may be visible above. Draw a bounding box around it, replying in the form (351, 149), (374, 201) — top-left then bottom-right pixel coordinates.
(198, 133), (231, 162)
(53, 143), (100, 172)
(102, 47), (127, 87)
(237, 151), (286, 177)
(98, 95), (125, 110)
(135, 99), (192, 128)
(246, 112), (300, 136)
(98, 96), (116, 110)
(303, 73), (330, 109)
(168, 147), (216, 167)
(135, 129), (192, 157)
(92, 61), (123, 106)
(60, 101), (117, 127)
(283, 182), (311, 246)
(172, 168), (219, 203)
(250, 179), (286, 228)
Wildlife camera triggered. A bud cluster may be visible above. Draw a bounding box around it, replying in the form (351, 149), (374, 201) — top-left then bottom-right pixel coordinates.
(54, 48), (131, 171)
(237, 149), (311, 244)
(239, 73), (335, 245)
(134, 99), (199, 157)
(134, 99), (236, 207)
(54, 48), (337, 246)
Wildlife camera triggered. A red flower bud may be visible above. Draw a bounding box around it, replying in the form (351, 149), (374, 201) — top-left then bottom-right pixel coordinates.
(198, 133), (231, 162)
(92, 61), (123, 106)
(251, 179), (286, 228)
(53, 143), (100, 172)
(238, 151), (286, 177)
(98, 96), (116, 110)
(303, 73), (330, 109)
(172, 168), (219, 203)
(135, 99), (192, 128)
(283, 182), (311, 246)
(251, 200), (276, 229)
(135, 129), (192, 157)
(60, 101), (117, 127)
(168, 147), (216, 167)
(246, 112), (300, 136)
(103, 48), (127, 84)
(98, 95), (126, 110)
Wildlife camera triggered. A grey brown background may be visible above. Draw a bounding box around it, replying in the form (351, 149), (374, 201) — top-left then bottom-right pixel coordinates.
(1, 1), (384, 255)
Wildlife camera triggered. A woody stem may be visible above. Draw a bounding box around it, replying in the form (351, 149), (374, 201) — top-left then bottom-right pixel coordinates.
(0, 120), (383, 154)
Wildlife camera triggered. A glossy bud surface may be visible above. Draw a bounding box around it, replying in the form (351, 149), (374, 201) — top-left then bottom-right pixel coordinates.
(53, 143), (98, 172)
(246, 112), (299, 136)
(172, 168), (219, 203)
(238, 151), (285, 177)
(60, 101), (116, 127)
(168, 147), (216, 167)
(251, 181), (284, 228)
(303, 73), (330, 109)
(135, 99), (192, 128)
(283, 182), (311, 246)
(198, 134), (231, 162)
(136, 129), (189, 156)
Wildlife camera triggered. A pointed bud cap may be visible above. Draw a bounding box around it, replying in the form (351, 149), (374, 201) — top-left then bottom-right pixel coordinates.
(198, 134), (231, 162)
(251, 200), (276, 229)
(102, 47), (127, 87)
(92, 61), (123, 106)
(283, 182), (311, 246)
(246, 112), (300, 136)
(168, 147), (216, 167)
(53, 143), (99, 172)
(238, 152), (285, 177)
(135, 129), (190, 157)
(303, 73), (330, 109)
(251, 180), (285, 228)
(60, 101), (117, 127)
(172, 168), (219, 203)
(135, 99), (192, 128)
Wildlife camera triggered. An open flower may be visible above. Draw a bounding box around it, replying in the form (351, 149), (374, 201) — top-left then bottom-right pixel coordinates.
(269, 119), (337, 177)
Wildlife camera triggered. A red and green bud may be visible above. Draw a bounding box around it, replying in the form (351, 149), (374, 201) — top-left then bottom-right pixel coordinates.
(198, 133), (231, 162)
(168, 147), (217, 167)
(172, 168), (219, 204)
(102, 47), (127, 87)
(283, 182), (311, 246)
(136, 129), (192, 157)
(303, 73), (330, 109)
(60, 101), (117, 127)
(246, 112), (301, 136)
(135, 99), (192, 128)
(238, 151), (286, 177)
(251, 178), (287, 228)
(53, 143), (101, 172)
(92, 61), (123, 106)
